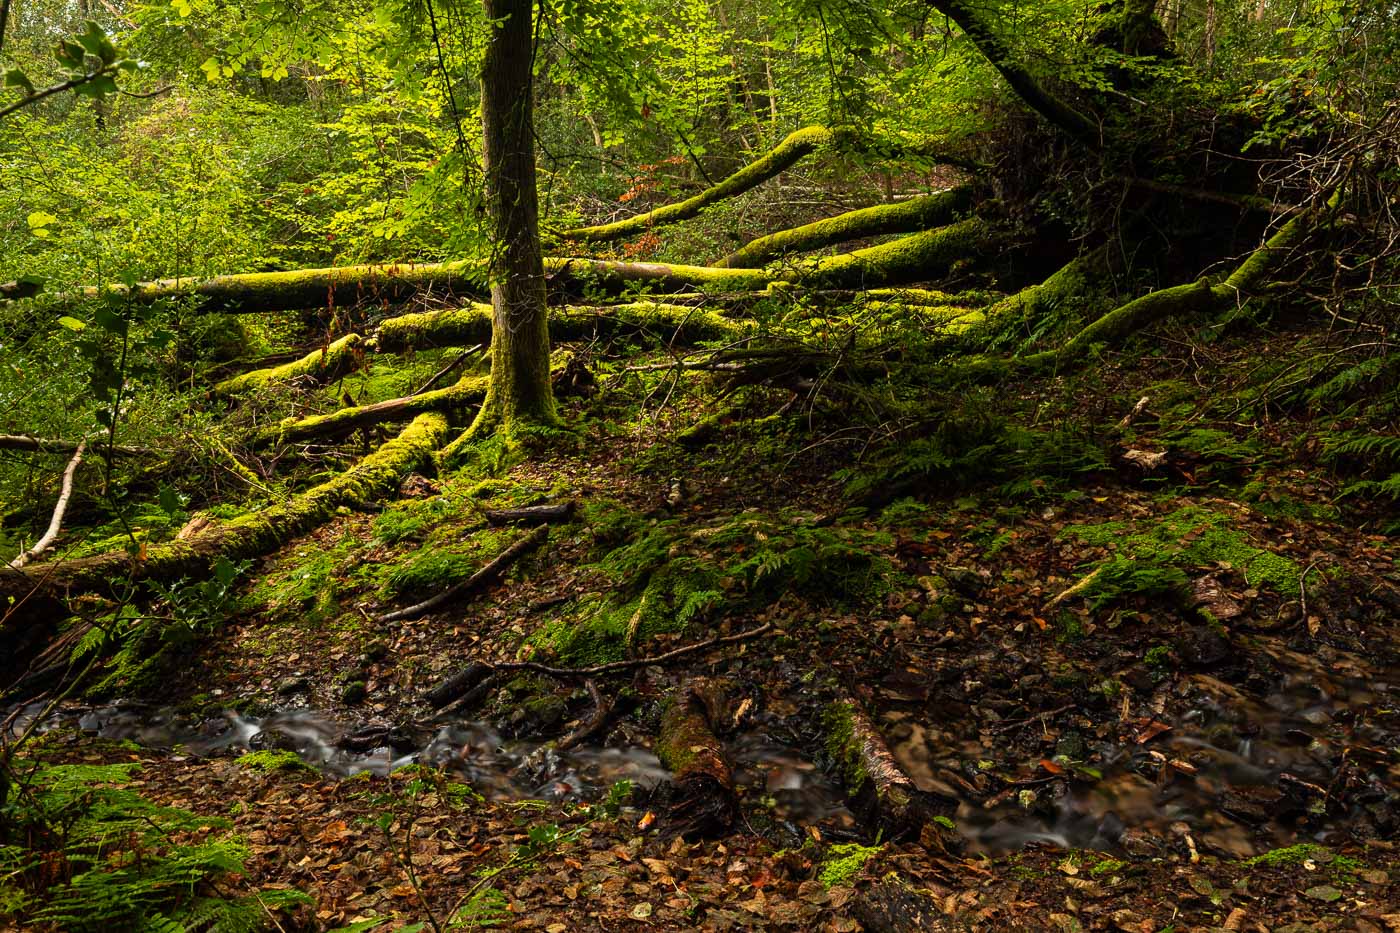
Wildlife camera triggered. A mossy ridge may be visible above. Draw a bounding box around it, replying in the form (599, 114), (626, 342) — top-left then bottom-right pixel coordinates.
(1064, 504), (1301, 599)
(237, 750), (314, 773)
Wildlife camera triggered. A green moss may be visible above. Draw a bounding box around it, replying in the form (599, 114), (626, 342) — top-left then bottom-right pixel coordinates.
(383, 549), (476, 598)
(818, 843), (882, 888)
(788, 217), (993, 291)
(1144, 644), (1173, 668)
(718, 186), (974, 268)
(214, 333), (364, 396)
(822, 701), (868, 794)
(1063, 505), (1300, 604)
(1089, 857), (1126, 877)
(238, 750), (313, 773)
(1242, 844), (1334, 868)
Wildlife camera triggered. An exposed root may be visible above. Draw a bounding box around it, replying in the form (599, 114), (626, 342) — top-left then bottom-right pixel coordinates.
(376, 525), (549, 624)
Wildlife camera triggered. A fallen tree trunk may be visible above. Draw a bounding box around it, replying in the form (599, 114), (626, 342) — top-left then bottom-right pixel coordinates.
(949, 197), (1326, 383)
(0, 435), (159, 457)
(0, 413), (450, 622)
(374, 301), (752, 354)
(483, 501), (576, 526)
(22, 227), (1002, 320)
(716, 186), (975, 268)
(824, 699), (956, 839)
(9, 441), (85, 571)
(656, 677), (736, 837)
(214, 333), (364, 396)
(558, 126), (846, 243)
(246, 374), (487, 449)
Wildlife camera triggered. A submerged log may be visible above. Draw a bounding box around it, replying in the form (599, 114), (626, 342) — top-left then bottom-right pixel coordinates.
(656, 677), (736, 837)
(824, 699), (956, 839)
(214, 333), (364, 396)
(0, 413), (451, 623)
(716, 186), (976, 268)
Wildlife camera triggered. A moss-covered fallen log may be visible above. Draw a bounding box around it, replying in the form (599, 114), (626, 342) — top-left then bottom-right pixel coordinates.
(824, 699), (956, 839)
(792, 217), (998, 289)
(374, 301), (753, 353)
(656, 677), (736, 837)
(49, 261), (483, 313)
(559, 126), (845, 243)
(214, 333), (364, 396)
(716, 186), (976, 268)
(951, 198), (1325, 382)
(247, 374), (487, 449)
(0, 413), (450, 621)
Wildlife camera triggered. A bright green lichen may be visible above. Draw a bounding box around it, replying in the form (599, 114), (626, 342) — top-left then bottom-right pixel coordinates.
(238, 750), (313, 773)
(818, 843), (882, 888)
(214, 333), (364, 395)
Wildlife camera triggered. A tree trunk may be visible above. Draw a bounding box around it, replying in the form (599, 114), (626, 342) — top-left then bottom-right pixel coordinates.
(474, 0), (558, 433)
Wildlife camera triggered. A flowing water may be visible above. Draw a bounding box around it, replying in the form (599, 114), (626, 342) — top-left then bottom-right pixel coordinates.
(10, 636), (1396, 856)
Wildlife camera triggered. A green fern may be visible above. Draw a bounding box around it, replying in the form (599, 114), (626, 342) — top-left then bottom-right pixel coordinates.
(1306, 352), (1400, 408)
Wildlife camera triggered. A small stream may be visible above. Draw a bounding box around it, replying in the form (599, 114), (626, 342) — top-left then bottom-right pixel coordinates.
(11, 637), (1397, 857)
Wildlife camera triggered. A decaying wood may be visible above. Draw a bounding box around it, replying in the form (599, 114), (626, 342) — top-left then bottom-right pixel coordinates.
(655, 677), (736, 836)
(424, 662), (497, 709)
(557, 679), (612, 751)
(852, 876), (961, 933)
(214, 333), (364, 396)
(9, 440), (85, 570)
(482, 501), (576, 526)
(824, 698), (956, 839)
(377, 525), (549, 623)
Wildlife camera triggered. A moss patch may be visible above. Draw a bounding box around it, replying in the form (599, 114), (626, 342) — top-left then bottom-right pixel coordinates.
(818, 843), (882, 888)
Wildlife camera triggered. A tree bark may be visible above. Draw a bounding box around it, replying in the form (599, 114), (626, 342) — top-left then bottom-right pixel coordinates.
(214, 333), (364, 396)
(475, 0), (558, 433)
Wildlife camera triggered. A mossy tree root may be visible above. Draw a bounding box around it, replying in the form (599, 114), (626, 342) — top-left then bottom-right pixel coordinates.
(374, 301), (752, 353)
(247, 374), (488, 450)
(0, 413), (450, 628)
(558, 126), (843, 243)
(214, 333), (365, 396)
(716, 185), (976, 268)
(823, 699), (957, 840)
(656, 677), (737, 837)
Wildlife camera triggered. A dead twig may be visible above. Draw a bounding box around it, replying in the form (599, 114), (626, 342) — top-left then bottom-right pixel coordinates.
(378, 525), (549, 623)
(10, 440), (85, 570)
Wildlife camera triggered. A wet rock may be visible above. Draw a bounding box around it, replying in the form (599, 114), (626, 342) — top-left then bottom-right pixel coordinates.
(341, 681), (368, 705)
(943, 566), (988, 597)
(1121, 665), (1155, 692)
(1055, 732), (1087, 761)
(1118, 827), (1163, 857)
(1179, 627), (1231, 668)
(1219, 787), (1281, 825)
(249, 728), (300, 752)
(276, 676), (310, 696)
(398, 473), (440, 498)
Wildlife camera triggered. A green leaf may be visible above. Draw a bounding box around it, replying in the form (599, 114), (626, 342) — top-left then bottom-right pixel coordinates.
(2, 68), (34, 94)
(26, 211), (58, 237)
(77, 21), (117, 65)
(74, 73), (118, 98)
(172, 0), (194, 16)
(57, 316), (87, 332)
(55, 40), (86, 71)
(91, 306), (127, 334)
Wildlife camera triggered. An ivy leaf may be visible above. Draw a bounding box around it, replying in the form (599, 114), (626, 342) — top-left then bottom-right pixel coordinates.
(56, 316), (87, 332)
(76, 21), (117, 66)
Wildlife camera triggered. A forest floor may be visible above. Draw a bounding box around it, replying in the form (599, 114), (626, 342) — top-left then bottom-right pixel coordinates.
(18, 314), (1400, 932)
